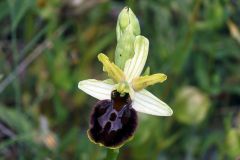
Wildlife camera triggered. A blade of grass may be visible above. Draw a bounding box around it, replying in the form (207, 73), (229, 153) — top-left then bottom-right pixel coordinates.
(7, 0), (21, 109)
(20, 25), (49, 60)
(0, 25), (67, 93)
(0, 1), (9, 21)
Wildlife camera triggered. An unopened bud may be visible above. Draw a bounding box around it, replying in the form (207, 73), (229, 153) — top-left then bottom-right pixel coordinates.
(225, 129), (240, 158)
(116, 7), (140, 41)
(173, 86), (210, 125)
(115, 7), (141, 69)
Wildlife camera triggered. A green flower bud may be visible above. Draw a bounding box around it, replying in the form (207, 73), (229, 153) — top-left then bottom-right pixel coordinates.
(225, 129), (240, 158)
(115, 7), (141, 69)
(173, 86), (210, 125)
(118, 10), (129, 30)
(116, 7), (140, 41)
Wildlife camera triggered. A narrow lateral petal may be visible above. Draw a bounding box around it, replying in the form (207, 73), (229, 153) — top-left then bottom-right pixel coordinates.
(124, 36), (149, 82)
(132, 73), (167, 91)
(98, 53), (125, 83)
(132, 89), (173, 116)
(78, 79), (114, 100)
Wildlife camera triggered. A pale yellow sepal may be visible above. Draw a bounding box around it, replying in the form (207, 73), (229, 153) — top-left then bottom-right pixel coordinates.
(98, 53), (125, 83)
(132, 73), (167, 91)
(124, 36), (149, 82)
(133, 89), (173, 116)
(78, 79), (114, 100)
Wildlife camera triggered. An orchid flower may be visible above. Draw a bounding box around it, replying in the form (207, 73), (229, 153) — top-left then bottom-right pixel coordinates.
(78, 7), (173, 149)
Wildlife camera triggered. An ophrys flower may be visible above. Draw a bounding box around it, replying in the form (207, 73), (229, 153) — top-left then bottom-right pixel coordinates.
(78, 7), (173, 149)
(78, 35), (173, 148)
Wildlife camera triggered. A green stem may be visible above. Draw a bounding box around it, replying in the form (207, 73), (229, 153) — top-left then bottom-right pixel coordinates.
(104, 149), (119, 160)
(7, 0), (21, 110)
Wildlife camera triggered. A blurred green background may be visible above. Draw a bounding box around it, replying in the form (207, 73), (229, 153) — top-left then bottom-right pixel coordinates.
(0, 0), (240, 159)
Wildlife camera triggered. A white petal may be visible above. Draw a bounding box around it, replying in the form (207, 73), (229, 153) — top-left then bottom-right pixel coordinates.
(132, 89), (173, 116)
(78, 79), (114, 100)
(124, 36), (149, 82)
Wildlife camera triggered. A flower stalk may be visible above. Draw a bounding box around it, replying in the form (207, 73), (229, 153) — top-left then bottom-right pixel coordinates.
(104, 149), (119, 160)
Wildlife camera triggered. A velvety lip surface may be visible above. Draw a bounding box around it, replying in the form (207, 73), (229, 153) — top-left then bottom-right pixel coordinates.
(88, 91), (138, 148)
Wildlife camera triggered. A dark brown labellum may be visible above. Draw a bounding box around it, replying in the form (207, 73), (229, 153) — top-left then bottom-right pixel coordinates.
(88, 90), (137, 148)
